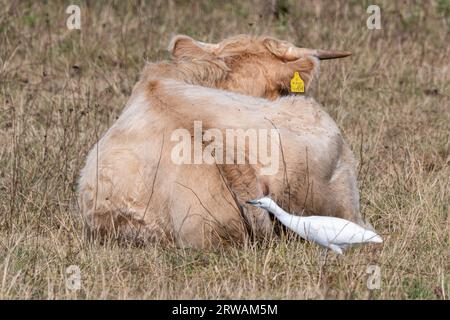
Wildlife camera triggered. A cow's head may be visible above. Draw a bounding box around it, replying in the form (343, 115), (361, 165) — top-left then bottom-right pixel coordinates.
(168, 34), (351, 100)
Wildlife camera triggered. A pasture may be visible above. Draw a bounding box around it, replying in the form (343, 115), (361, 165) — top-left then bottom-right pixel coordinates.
(0, 0), (449, 299)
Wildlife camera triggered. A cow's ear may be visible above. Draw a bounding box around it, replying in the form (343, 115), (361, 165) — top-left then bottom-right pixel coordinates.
(263, 37), (291, 60)
(168, 35), (209, 59)
(284, 56), (320, 91)
(263, 37), (304, 61)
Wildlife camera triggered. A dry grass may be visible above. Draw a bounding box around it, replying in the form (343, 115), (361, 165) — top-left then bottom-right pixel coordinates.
(0, 0), (449, 299)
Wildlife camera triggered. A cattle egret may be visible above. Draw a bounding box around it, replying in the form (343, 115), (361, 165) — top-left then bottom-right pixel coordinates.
(246, 197), (383, 254)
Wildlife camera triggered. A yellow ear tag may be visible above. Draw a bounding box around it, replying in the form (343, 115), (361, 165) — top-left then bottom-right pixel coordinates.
(290, 71), (304, 93)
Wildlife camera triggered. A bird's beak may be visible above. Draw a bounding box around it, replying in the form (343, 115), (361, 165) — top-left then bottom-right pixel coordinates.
(246, 200), (258, 205)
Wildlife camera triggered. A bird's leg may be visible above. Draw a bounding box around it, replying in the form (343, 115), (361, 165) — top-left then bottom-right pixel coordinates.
(319, 247), (329, 267)
(317, 247), (329, 285)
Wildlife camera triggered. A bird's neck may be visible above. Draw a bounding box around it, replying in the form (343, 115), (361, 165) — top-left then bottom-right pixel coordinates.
(268, 202), (308, 238)
(269, 203), (296, 219)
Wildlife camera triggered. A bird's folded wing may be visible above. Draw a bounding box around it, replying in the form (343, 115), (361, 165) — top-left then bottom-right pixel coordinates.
(315, 223), (371, 245)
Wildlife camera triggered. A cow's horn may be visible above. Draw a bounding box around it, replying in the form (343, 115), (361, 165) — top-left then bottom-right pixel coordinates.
(314, 49), (352, 60)
(287, 47), (352, 60)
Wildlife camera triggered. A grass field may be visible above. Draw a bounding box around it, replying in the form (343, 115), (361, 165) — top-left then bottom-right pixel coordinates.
(0, 0), (449, 299)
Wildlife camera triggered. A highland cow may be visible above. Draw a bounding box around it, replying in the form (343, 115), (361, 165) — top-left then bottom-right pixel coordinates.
(78, 35), (362, 248)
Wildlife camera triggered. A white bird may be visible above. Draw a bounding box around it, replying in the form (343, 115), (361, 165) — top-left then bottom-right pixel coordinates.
(246, 197), (383, 254)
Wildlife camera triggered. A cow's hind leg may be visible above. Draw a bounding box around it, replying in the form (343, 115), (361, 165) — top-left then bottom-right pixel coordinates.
(79, 187), (173, 246)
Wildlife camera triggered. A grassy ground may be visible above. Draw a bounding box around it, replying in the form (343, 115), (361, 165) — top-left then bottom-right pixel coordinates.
(0, 0), (449, 299)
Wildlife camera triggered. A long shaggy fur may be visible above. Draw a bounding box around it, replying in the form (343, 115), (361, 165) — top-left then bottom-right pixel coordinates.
(78, 35), (364, 248)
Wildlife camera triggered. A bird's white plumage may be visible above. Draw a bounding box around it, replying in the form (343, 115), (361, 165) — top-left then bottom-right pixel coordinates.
(247, 197), (382, 254)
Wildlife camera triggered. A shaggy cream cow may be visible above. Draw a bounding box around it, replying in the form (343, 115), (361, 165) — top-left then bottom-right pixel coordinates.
(78, 35), (361, 248)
